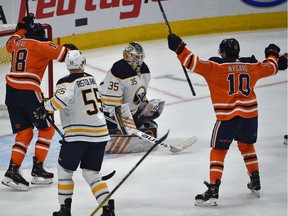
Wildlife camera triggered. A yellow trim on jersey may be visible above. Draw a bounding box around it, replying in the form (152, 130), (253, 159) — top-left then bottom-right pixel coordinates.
(51, 97), (63, 110)
(64, 127), (108, 134)
(101, 97), (123, 104)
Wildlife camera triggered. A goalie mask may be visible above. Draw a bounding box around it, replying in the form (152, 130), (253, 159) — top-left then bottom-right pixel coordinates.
(219, 38), (240, 58)
(66, 50), (86, 71)
(123, 42), (145, 70)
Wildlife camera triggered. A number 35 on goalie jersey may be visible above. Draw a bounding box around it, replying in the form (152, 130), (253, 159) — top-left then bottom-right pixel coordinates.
(100, 59), (151, 116)
(44, 72), (110, 143)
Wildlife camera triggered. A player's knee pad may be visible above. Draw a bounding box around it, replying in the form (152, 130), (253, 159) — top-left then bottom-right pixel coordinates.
(16, 127), (33, 145)
(38, 125), (55, 140)
(57, 163), (73, 179)
(237, 142), (255, 153)
(210, 148), (228, 161)
(82, 169), (102, 185)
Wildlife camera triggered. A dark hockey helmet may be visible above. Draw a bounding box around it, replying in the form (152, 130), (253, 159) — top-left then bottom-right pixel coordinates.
(219, 38), (240, 57)
(123, 42), (145, 70)
(27, 23), (45, 37)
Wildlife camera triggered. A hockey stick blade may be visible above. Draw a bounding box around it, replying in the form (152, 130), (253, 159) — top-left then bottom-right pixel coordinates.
(102, 170), (116, 181)
(169, 136), (198, 153)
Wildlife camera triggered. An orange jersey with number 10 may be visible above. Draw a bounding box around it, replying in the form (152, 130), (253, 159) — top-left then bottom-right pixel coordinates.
(6, 29), (67, 93)
(178, 47), (278, 121)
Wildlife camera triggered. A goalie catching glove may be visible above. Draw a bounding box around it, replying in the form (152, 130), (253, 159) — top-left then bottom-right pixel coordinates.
(138, 99), (165, 120)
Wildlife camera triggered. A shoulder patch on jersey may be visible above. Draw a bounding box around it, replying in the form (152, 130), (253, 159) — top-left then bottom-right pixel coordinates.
(209, 57), (224, 63)
(57, 72), (93, 85)
(25, 35), (51, 42)
(239, 55), (258, 63)
(140, 62), (150, 75)
(111, 59), (150, 79)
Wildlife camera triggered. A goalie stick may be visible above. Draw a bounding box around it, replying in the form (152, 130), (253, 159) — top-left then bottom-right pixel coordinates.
(45, 115), (116, 181)
(106, 106), (197, 153)
(90, 130), (169, 216)
(157, 0), (196, 96)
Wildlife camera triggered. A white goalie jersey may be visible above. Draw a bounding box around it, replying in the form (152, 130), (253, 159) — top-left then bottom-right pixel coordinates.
(100, 59), (151, 116)
(44, 72), (111, 143)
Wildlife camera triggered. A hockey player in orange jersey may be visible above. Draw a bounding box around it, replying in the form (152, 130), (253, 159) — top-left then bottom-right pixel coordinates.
(167, 34), (287, 206)
(2, 13), (76, 191)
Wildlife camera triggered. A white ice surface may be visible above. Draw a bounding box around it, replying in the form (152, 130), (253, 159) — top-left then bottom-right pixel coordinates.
(0, 29), (287, 216)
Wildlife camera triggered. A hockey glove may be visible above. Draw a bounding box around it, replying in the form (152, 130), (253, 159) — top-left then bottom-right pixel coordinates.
(139, 99), (165, 120)
(168, 34), (186, 55)
(63, 43), (78, 50)
(16, 13), (35, 31)
(34, 102), (49, 120)
(264, 44), (280, 58)
(278, 53), (288, 70)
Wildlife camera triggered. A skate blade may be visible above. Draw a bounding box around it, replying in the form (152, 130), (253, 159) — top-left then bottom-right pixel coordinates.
(250, 189), (260, 197)
(31, 177), (53, 185)
(195, 198), (218, 207)
(2, 177), (29, 191)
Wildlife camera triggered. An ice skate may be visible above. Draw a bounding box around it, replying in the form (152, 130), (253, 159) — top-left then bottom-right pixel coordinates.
(247, 171), (261, 197)
(31, 157), (54, 185)
(100, 199), (115, 216)
(195, 179), (221, 206)
(1, 161), (29, 191)
(53, 198), (72, 216)
(283, 135), (287, 145)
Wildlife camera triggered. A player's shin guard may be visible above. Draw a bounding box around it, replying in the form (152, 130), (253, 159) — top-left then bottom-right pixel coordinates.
(57, 164), (74, 205)
(209, 148), (227, 183)
(34, 126), (55, 163)
(11, 127), (33, 166)
(82, 169), (115, 215)
(237, 142), (259, 174)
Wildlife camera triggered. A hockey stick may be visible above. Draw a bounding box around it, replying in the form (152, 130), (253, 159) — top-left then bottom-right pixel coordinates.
(25, 0), (29, 15)
(157, 0), (196, 96)
(90, 130), (169, 216)
(45, 115), (116, 181)
(105, 107), (197, 153)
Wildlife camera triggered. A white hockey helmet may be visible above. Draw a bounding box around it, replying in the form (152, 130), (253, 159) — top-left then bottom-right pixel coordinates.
(123, 42), (145, 70)
(66, 50), (86, 70)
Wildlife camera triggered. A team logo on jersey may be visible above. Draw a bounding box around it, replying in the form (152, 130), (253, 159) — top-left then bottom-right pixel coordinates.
(133, 87), (146, 105)
(241, 0), (286, 7)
